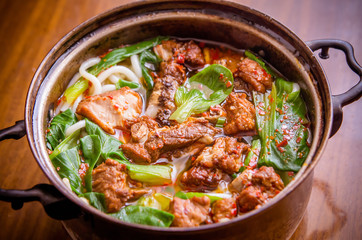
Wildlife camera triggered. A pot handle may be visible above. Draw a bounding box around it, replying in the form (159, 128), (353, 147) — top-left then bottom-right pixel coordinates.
(0, 120), (81, 220)
(306, 39), (362, 137)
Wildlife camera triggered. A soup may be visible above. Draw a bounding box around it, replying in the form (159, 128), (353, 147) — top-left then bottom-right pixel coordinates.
(46, 37), (311, 227)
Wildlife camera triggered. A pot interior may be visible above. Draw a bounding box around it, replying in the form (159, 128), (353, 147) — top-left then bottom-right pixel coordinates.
(26, 0), (331, 235)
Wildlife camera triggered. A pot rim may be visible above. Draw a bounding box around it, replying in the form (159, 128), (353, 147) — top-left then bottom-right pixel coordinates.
(25, 0), (332, 233)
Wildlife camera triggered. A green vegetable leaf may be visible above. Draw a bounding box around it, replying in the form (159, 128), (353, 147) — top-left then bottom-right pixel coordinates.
(80, 135), (102, 192)
(170, 64), (233, 123)
(90, 36), (167, 76)
(64, 36), (168, 103)
(49, 130), (80, 160)
(81, 192), (107, 212)
(85, 119), (126, 161)
(140, 49), (161, 90)
(46, 109), (78, 150)
(254, 79), (310, 172)
(110, 206), (174, 227)
(115, 79), (140, 89)
(117, 160), (173, 185)
(174, 191), (223, 203)
(51, 147), (82, 195)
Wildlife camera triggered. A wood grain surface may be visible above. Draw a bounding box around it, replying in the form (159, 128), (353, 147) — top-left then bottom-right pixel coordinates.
(0, 0), (360, 239)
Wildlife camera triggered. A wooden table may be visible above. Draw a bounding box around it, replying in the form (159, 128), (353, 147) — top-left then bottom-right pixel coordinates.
(0, 0), (360, 239)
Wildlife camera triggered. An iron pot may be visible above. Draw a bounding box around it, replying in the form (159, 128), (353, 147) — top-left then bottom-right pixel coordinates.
(0, 1), (361, 239)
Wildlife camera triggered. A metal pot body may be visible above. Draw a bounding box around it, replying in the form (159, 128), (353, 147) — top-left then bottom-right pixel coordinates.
(10, 0), (358, 239)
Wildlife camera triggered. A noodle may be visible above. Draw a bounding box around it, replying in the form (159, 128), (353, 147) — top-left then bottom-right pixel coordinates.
(79, 57), (102, 95)
(131, 54), (142, 78)
(108, 74), (120, 84)
(66, 72), (81, 89)
(102, 84), (117, 93)
(71, 95), (83, 113)
(97, 65), (139, 84)
(65, 120), (86, 137)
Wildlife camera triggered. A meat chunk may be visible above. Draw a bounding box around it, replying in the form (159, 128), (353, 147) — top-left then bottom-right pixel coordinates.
(252, 166), (285, 192)
(153, 40), (182, 62)
(92, 159), (148, 213)
(228, 169), (254, 193)
(122, 118), (220, 163)
(211, 198), (237, 223)
(154, 40), (205, 69)
(120, 143), (152, 164)
(181, 137), (248, 191)
(223, 92), (256, 135)
(229, 166), (284, 213)
(237, 186), (265, 212)
(183, 41), (205, 68)
(130, 116), (159, 143)
(193, 137), (249, 174)
(180, 166), (230, 192)
(145, 62), (186, 126)
(76, 88), (142, 134)
(170, 196), (210, 227)
(233, 58), (272, 93)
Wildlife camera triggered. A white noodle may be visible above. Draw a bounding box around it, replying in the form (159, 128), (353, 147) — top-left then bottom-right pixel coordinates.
(59, 101), (71, 112)
(97, 65), (139, 84)
(53, 101), (64, 116)
(102, 84), (117, 93)
(79, 57), (102, 95)
(131, 54), (142, 78)
(65, 120), (86, 137)
(108, 74), (120, 84)
(66, 72), (81, 89)
(71, 95), (83, 113)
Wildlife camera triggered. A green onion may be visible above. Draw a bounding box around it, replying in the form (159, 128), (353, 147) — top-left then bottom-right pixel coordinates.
(215, 117), (226, 128)
(115, 79), (140, 89)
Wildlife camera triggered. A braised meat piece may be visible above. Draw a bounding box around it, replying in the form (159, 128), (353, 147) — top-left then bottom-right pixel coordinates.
(153, 40), (182, 62)
(183, 41), (205, 68)
(237, 186), (265, 212)
(181, 137), (248, 191)
(120, 143), (152, 164)
(211, 198), (237, 223)
(76, 87), (142, 134)
(146, 40), (205, 125)
(130, 116), (159, 143)
(145, 62), (186, 126)
(122, 118), (220, 163)
(145, 118), (219, 160)
(154, 40), (205, 68)
(193, 137), (249, 174)
(252, 166), (285, 192)
(229, 166), (284, 213)
(92, 159), (149, 213)
(233, 58), (272, 93)
(228, 169), (254, 193)
(170, 196), (210, 227)
(223, 92), (256, 135)
(181, 166), (230, 192)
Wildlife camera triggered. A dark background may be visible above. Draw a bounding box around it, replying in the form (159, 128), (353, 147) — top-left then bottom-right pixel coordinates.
(0, 0), (360, 239)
